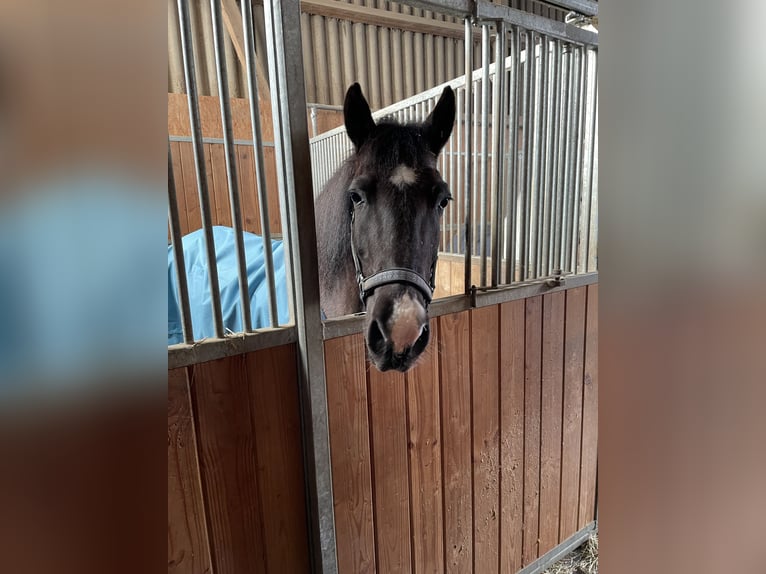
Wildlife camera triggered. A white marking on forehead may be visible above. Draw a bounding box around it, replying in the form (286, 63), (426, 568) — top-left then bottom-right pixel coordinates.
(389, 164), (418, 188)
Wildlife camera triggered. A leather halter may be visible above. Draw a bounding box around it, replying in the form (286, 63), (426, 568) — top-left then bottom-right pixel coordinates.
(349, 207), (436, 307)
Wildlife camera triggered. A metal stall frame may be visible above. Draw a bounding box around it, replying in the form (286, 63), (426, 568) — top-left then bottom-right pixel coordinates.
(168, 1), (597, 572)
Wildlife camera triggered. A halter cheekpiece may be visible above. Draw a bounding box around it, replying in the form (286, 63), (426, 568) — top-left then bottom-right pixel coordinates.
(349, 206), (436, 307)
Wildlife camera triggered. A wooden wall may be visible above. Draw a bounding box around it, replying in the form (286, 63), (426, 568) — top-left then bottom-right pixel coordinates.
(167, 283), (598, 574)
(168, 344), (311, 574)
(323, 284), (598, 574)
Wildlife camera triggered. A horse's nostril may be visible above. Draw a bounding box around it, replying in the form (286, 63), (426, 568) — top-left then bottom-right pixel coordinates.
(367, 318), (388, 353)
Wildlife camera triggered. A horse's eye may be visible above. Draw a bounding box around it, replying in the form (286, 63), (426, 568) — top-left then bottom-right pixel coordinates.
(438, 197), (451, 210)
(349, 191), (364, 206)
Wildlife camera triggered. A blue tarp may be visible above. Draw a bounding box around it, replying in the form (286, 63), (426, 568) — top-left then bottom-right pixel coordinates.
(168, 227), (290, 345)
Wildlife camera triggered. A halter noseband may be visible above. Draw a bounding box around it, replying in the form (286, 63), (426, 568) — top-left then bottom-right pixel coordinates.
(350, 208), (436, 307)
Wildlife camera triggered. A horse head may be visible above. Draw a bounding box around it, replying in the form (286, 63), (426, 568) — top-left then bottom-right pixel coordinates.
(341, 83), (455, 372)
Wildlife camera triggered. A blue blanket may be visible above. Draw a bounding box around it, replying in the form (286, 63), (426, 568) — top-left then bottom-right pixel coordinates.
(168, 227), (290, 345)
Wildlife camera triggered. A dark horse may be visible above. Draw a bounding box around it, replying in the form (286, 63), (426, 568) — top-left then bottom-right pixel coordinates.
(315, 83), (455, 372)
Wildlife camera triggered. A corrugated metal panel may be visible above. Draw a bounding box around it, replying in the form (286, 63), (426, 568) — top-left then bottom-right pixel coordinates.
(168, 0), (575, 105)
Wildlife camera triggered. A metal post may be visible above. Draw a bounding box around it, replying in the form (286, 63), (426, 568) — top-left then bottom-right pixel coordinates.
(262, 1), (335, 573)
(561, 44), (576, 272)
(521, 30), (533, 280)
(463, 17), (474, 293)
(503, 26), (519, 285)
(479, 24), (491, 287)
(243, 0), (279, 327)
(490, 21), (506, 287)
(535, 36), (550, 278)
(168, 142), (195, 344)
(529, 34), (543, 279)
(570, 46), (586, 273)
(211, 0), (252, 333)
(541, 38), (555, 277)
(177, 0), (225, 339)
(588, 75), (598, 272)
(548, 39), (563, 275)
(455, 86), (463, 256)
(553, 43), (571, 272)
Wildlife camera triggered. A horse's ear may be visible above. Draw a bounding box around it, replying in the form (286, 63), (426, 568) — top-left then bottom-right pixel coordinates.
(422, 86), (456, 155)
(344, 83), (376, 150)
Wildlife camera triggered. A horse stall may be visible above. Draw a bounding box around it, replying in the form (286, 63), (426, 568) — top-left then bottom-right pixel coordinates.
(167, 1), (598, 573)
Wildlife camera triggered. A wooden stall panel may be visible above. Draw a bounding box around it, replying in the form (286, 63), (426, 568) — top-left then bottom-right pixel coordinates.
(559, 287), (587, 539)
(168, 367), (212, 574)
(245, 345), (311, 573)
(188, 345), (310, 574)
(579, 285), (599, 527)
(406, 320), (444, 574)
(499, 300), (525, 574)
(190, 355), (268, 574)
(539, 292), (565, 555)
(523, 296), (543, 565)
(325, 334), (377, 574)
(438, 311), (473, 574)
(471, 306), (500, 574)
(369, 368), (413, 573)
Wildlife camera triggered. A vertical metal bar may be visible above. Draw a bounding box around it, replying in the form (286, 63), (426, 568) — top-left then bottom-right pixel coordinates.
(211, 0), (252, 333)
(472, 79), (479, 263)
(570, 46), (586, 273)
(449, 94), (456, 254)
(529, 33), (544, 280)
(578, 47), (595, 273)
(520, 30), (533, 280)
(561, 44), (576, 272)
(176, 0), (225, 339)
(168, 142), (195, 344)
(548, 39), (562, 275)
(243, 0), (279, 327)
(553, 43), (571, 272)
(463, 17), (474, 293)
(262, 2), (335, 573)
(540, 38), (554, 276)
(479, 24), (491, 287)
(455, 86), (463, 256)
(503, 26), (519, 284)
(535, 36), (550, 278)
(587, 61), (599, 272)
(490, 22), (506, 287)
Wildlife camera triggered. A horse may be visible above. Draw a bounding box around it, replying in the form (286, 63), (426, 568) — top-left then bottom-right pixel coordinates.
(315, 83), (455, 372)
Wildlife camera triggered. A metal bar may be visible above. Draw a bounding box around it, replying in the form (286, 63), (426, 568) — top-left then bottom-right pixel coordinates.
(177, 0), (225, 339)
(455, 86), (462, 256)
(520, 31), (533, 280)
(463, 17), (474, 293)
(541, 38), (555, 277)
(472, 270), (598, 308)
(588, 82), (598, 272)
(211, 0), (252, 333)
(168, 143), (195, 344)
(475, 1), (598, 46)
(243, 0), (279, 327)
(449, 94), (456, 254)
(548, 39), (562, 274)
(561, 43), (576, 273)
(535, 35), (549, 278)
(168, 326), (298, 370)
(478, 24), (491, 287)
(570, 46), (586, 272)
(515, 521), (598, 574)
(263, 2), (335, 573)
(503, 26), (519, 284)
(553, 43), (570, 272)
(472, 78), (479, 268)
(533, 0), (598, 17)
(490, 21), (506, 287)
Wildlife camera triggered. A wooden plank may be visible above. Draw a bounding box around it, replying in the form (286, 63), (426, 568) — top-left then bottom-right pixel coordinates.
(190, 355), (268, 574)
(170, 141), (190, 236)
(369, 367), (413, 573)
(179, 142), (202, 233)
(203, 144), (218, 227)
(578, 284), (598, 527)
(538, 292), (565, 555)
(438, 311), (473, 574)
(434, 256), (452, 299)
(499, 300), (525, 574)
(559, 287), (586, 540)
(450, 258), (465, 297)
(523, 296), (543, 565)
(168, 93), (267, 140)
(406, 320), (444, 574)
(300, 0), (473, 40)
(168, 367), (213, 574)
(209, 143), (233, 228)
(245, 345), (311, 572)
(471, 305), (500, 574)
(235, 144), (262, 234)
(325, 334), (377, 574)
